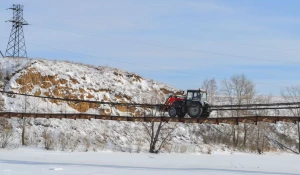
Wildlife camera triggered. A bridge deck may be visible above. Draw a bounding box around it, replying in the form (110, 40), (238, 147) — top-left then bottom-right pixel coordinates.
(0, 112), (299, 125)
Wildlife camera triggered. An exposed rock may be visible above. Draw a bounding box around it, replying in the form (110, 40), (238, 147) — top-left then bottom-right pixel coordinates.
(1, 58), (180, 115)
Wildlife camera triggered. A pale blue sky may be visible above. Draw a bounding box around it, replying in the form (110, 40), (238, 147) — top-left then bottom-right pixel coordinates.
(0, 0), (299, 95)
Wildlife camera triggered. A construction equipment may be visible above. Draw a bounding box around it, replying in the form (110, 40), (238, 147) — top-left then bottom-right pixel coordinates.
(163, 89), (211, 118)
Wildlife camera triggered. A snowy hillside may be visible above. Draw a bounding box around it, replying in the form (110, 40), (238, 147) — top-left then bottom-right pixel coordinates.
(0, 57), (213, 153)
(0, 57), (299, 154)
(0, 57), (182, 114)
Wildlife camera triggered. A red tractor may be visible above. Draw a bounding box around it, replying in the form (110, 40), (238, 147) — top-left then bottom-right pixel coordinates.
(163, 89), (211, 118)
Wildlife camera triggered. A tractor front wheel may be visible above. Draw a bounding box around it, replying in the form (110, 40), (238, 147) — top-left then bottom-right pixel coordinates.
(187, 104), (203, 118)
(168, 107), (177, 118)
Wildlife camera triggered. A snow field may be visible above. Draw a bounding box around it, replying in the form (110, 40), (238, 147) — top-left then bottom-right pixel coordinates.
(0, 147), (300, 175)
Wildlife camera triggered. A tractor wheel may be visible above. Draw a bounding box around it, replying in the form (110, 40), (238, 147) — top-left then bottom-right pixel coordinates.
(168, 107), (177, 118)
(187, 104), (203, 118)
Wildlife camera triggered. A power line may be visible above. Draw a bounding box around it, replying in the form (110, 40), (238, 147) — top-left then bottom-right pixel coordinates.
(27, 16), (299, 52)
(202, 41), (299, 52)
(26, 26), (298, 89)
(0, 31), (291, 89)
(0, 89), (299, 109)
(32, 25), (300, 65)
(26, 41), (288, 89)
(0, 17), (294, 89)
(26, 42), (224, 77)
(215, 106), (300, 111)
(1, 36), (224, 81)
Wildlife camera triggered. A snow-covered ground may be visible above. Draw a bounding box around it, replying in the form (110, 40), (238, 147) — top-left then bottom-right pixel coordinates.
(0, 148), (299, 175)
(0, 57), (179, 115)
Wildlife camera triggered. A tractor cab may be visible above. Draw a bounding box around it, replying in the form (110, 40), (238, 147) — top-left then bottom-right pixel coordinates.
(186, 89), (207, 102)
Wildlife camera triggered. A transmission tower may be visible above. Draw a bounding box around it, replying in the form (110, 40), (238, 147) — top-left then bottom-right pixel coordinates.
(5, 4), (29, 58)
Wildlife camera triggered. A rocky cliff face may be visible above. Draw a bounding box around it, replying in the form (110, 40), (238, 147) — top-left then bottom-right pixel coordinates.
(0, 57), (182, 114)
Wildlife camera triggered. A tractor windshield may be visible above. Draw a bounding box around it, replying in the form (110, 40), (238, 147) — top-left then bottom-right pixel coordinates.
(187, 91), (201, 101)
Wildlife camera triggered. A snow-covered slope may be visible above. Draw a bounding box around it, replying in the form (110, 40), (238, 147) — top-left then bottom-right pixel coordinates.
(0, 57), (182, 114)
(0, 58), (208, 153)
(0, 58), (298, 154)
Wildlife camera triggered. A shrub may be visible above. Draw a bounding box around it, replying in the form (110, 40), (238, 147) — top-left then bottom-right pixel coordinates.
(42, 130), (55, 150)
(0, 118), (14, 148)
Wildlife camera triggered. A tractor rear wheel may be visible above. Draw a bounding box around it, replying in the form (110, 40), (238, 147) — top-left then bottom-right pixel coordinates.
(187, 104), (203, 118)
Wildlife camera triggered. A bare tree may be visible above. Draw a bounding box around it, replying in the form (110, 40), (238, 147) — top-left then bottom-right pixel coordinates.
(43, 129), (55, 150)
(252, 95), (273, 153)
(221, 74), (256, 105)
(58, 132), (72, 151)
(281, 85), (300, 153)
(221, 74), (256, 148)
(143, 122), (177, 153)
(202, 78), (217, 104)
(0, 118), (14, 148)
(221, 74), (256, 109)
(140, 94), (178, 153)
(0, 94), (4, 111)
(20, 95), (30, 146)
